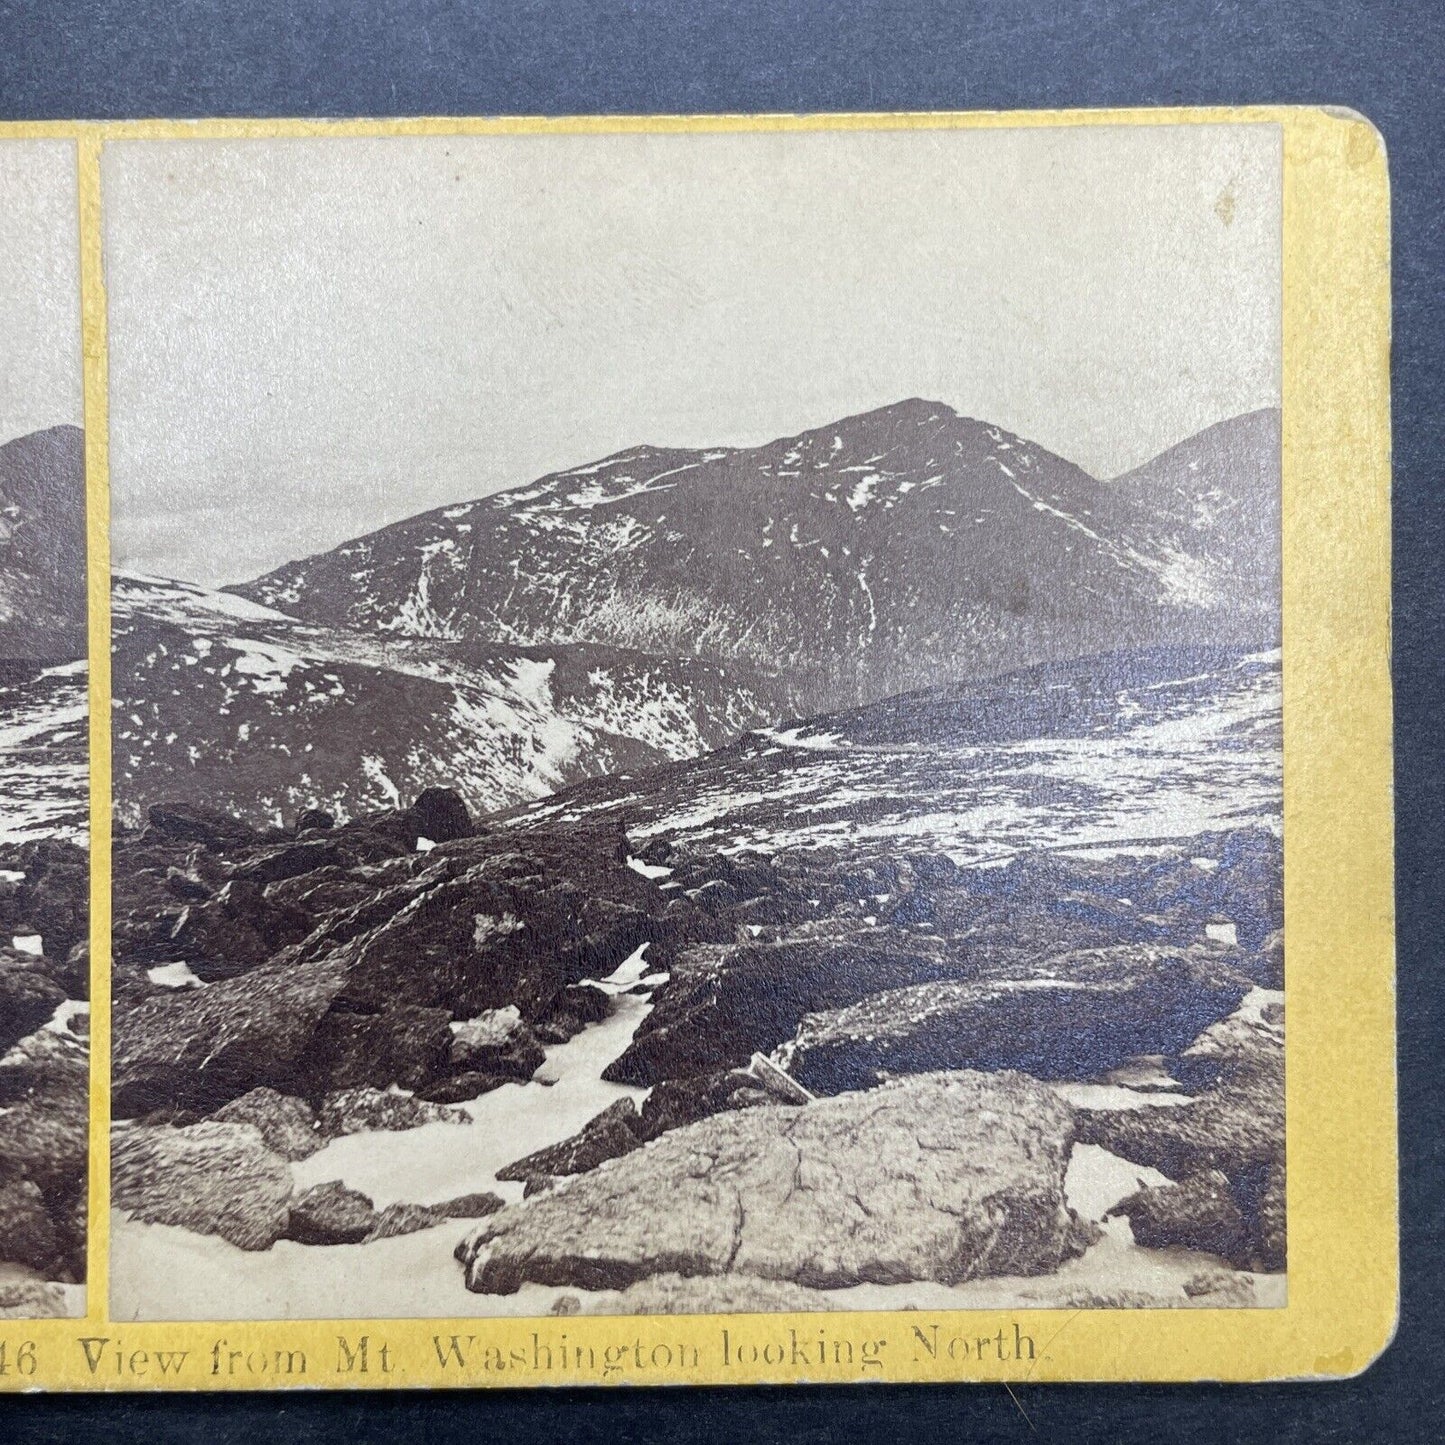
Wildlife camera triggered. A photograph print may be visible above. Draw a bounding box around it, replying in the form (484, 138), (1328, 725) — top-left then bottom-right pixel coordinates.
(103, 123), (1285, 1321)
(0, 137), (90, 1320)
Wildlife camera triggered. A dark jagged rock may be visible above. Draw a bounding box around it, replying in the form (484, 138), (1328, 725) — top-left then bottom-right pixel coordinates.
(296, 808), (335, 832)
(169, 877), (313, 983)
(534, 983), (611, 1044)
(1076, 997), (1284, 1270)
(496, 1098), (642, 1185)
(408, 787), (475, 844)
(458, 1070), (1094, 1295)
(416, 1071), (516, 1104)
(283, 1180), (377, 1245)
(363, 1202), (449, 1242)
(143, 801), (259, 851)
(430, 1191), (505, 1219)
(165, 865), (211, 902)
(0, 962), (66, 1051)
(262, 866), (376, 917)
(234, 839), (344, 885)
(304, 1004), (454, 1093)
(112, 954), (350, 1116)
(781, 945), (1252, 1094)
(9, 838), (89, 964)
(635, 1068), (787, 1141)
(1113, 1169), (1248, 1263)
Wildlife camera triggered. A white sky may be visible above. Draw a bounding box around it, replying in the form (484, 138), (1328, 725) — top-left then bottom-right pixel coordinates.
(102, 124), (1281, 586)
(0, 140), (81, 443)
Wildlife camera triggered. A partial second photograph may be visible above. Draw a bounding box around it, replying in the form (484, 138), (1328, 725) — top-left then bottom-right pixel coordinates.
(103, 125), (1284, 1322)
(0, 137), (89, 1320)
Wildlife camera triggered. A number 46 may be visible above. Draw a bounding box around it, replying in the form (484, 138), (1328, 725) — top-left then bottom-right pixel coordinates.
(0, 1340), (38, 1375)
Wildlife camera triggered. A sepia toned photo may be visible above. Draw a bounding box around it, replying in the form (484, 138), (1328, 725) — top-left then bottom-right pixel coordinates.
(0, 138), (90, 1320)
(104, 124), (1285, 1322)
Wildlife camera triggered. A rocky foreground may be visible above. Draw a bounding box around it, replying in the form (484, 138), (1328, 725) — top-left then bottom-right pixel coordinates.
(111, 764), (1284, 1312)
(0, 837), (89, 1317)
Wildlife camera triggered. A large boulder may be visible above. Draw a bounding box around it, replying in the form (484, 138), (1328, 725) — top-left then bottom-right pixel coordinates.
(0, 1031), (89, 1230)
(111, 1121), (294, 1251)
(407, 787), (475, 844)
(457, 1070), (1093, 1295)
(111, 953), (349, 1116)
(780, 944), (1252, 1094)
(603, 926), (956, 1087)
(417, 1071), (518, 1104)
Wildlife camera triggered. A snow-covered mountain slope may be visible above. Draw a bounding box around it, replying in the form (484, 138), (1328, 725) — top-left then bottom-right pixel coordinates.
(502, 645), (1282, 867)
(1101, 408), (1280, 614)
(0, 426), (87, 662)
(111, 572), (783, 828)
(0, 659), (89, 845)
(234, 402), (1280, 715)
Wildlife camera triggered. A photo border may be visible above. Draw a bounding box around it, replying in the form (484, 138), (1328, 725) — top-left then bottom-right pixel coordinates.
(0, 104), (1394, 1388)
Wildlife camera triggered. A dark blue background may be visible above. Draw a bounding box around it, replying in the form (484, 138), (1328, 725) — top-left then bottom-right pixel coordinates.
(0, 2), (1440, 1439)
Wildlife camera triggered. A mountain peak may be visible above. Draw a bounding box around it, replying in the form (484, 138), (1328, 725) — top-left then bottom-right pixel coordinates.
(830, 397), (958, 430)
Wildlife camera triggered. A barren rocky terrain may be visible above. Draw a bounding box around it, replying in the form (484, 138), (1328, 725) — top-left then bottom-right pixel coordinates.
(109, 644), (1284, 1318)
(0, 425), (88, 1318)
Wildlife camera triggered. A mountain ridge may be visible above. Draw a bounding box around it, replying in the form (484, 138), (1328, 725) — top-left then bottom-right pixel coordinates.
(0, 424), (87, 661)
(230, 400), (1280, 716)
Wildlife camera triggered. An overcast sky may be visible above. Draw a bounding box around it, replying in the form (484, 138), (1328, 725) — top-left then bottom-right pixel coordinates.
(103, 123), (1281, 587)
(0, 140), (80, 444)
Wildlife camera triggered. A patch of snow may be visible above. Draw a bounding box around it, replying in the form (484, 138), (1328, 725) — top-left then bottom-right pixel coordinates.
(224, 637), (305, 695)
(626, 855), (673, 880)
(846, 475), (880, 511)
(147, 961), (205, 989)
(43, 999), (88, 1035)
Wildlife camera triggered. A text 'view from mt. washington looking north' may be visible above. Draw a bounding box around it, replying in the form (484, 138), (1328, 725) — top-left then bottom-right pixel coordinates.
(100, 124), (1285, 1321)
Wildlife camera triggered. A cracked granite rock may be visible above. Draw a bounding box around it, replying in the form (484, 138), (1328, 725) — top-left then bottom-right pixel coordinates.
(456, 1069), (1094, 1294)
